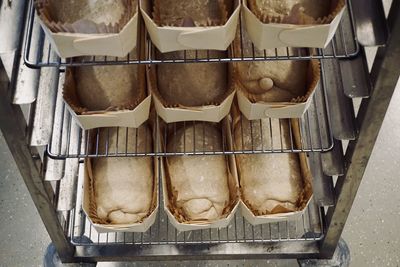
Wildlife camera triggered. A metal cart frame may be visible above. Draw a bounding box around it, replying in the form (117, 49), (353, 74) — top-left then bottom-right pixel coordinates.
(0, 0), (399, 264)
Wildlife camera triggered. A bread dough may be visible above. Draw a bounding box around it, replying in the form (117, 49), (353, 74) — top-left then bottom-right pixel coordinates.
(251, 0), (332, 23)
(167, 123), (230, 221)
(75, 49), (140, 111)
(156, 0), (224, 26)
(154, 0), (229, 107)
(234, 117), (303, 214)
(93, 126), (153, 224)
(236, 29), (308, 102)
(157, 50), (229, 107)
(48, 0), (133, 25)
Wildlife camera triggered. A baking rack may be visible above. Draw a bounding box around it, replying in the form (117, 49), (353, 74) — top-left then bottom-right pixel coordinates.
(24, 0), (359, 68)
(69, 162), (324, 247)
(46, 67), (332, 159)
(1, 0), (399, 265)
(64, 160), (324, 261)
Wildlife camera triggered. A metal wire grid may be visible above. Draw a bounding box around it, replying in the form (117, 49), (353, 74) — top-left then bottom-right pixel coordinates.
(24, 0), (359, 68)
(69, 206), (323, 247)
(46, 67), (332, 159)
(66, 161), (324, 247)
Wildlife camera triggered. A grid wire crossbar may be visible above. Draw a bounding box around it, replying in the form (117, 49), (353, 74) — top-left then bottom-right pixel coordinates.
(47, 72), (333, 159)
(70, 208), (323, 247)
(24, 0), (359, 68)
(68, 165), (324, 247)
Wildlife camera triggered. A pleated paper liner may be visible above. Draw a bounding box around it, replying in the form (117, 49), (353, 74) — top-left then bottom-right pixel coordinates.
(232, 28), (321, 119)
(158, 118), (240, 231)
(35, 0), (136, 33)
(63, 50), (151, 129)
(82, 124), (158, 233)
(234, 60), (321, 119)
(230, 109), (313, 225)
(140, 0), (241, 52)
(152, 0), (229, 27)
(148, 54), (236, 123)
(34, 0), (139, 57)
(242, 0), (346, 49)
(248, 0), (345, 25)
(240, 56), (321, 103)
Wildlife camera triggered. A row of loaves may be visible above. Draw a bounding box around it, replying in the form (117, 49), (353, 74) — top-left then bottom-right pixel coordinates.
(53, 0), (311, 225)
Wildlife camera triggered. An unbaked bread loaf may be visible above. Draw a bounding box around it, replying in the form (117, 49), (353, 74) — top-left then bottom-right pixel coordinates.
(249, 0), (332, 24)
(234, 117), (303, 214)
(93, 126), (153, 224)
(167, 123), (230, 221)
(155, 0), (225, 26)
(236, 29), (308, 102)
(157, 50), (229, 107)
(46, 0), (135, 26)
(75, 49), (140, 111)
(153, 0), (230, 107)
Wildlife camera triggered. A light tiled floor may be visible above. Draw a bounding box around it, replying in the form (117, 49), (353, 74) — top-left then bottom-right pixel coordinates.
(0, 132), (50, 266)
(342, 82), (400, 266)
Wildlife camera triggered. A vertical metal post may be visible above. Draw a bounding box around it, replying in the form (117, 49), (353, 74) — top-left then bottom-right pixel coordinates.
(320, 1), (400, 258)
(0, 71), (75, 262)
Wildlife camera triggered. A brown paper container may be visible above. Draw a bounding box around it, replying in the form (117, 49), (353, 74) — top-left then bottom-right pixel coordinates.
(148, 58), (236, 123)
(140, 0), (240, 52)
(63, 53), (150, 129)
(232, 36), (321, 119)
(243, 0), (346, 49)
(232, 116), (313, 225)
(159, 118), (240, 231)
(35, 0), (139, 57)
(82, 124), (158, 233)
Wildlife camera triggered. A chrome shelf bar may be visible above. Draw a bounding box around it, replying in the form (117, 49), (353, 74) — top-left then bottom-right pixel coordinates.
(47, 93), (333, 159)
(46, 65), (333, 159)
(61, 161), (324, 261)
(24, 0), (359, 68)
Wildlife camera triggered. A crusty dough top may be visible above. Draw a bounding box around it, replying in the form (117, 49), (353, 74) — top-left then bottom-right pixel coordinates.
(167, 122), (223, 153)
(76, 51), (140, 111)
(234, 118), (302, 213)
(93, 126), (153, 224)
(167, 123), (230, 221)
(157, 50), (229, 107)
(253, 0), (331, 21)
(157, 0), (224, 26)
(96, 125), (152, 155)
(236, 30), (308, 102)
(48, 0), (133, 25)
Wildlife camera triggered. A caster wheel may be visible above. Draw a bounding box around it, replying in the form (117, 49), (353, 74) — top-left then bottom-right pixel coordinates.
(44, 236), (96, 267)
(298, 238), (350, 267)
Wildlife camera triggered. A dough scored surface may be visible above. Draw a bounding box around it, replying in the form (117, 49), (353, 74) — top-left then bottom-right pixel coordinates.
(93, 126), (153, 224)
(167, 123), (230, 221)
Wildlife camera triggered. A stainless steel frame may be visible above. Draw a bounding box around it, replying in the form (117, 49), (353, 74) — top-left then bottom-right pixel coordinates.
(321, 0), (400, 257)
(0, 0), (399, 264)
